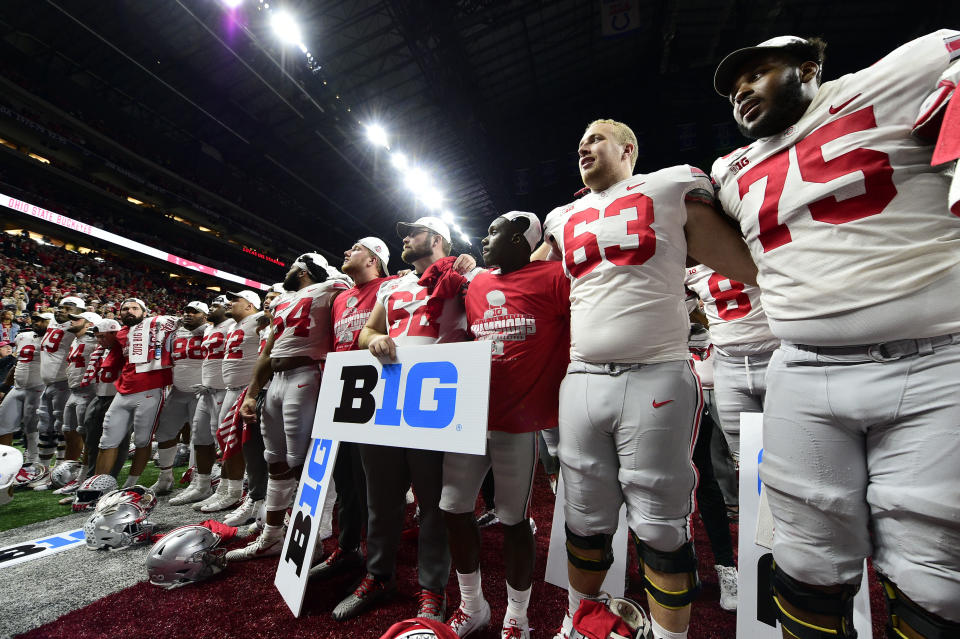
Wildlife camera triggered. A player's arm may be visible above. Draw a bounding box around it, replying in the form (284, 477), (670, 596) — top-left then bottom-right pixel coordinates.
(684, 200), (758, 286)
(531, 236), (561, 262)
(240, 330), (275, 422)
(452, 253), (477, 274)
(359, 302), (397, 360)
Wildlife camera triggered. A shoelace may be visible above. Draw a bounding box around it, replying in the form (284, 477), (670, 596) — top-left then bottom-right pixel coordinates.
(502, 626), (527, 639)
(354, 575), (379, 598)
(323, 547), (344, 566)
(447, 607), (473, 628)
(417, 589), (443, 615)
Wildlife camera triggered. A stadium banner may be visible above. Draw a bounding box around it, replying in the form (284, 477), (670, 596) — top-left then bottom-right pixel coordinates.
(737, 413), (872, 638)
(544, 474), (630, 597)
(313, 342), (491, 455)
(275, 437), (340, 617)
(0, 529), (85, 569)
(1, 191), (268, 290)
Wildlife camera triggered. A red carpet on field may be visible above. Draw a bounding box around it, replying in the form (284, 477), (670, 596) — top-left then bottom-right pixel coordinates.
(18, 469), (890, 638)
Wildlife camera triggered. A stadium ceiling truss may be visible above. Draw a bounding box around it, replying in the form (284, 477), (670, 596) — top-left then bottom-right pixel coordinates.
(0, 0), (950, 262)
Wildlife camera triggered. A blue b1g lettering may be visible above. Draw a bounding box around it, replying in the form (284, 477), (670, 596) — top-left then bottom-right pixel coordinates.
(334, 362), (458, 429)
(285, 438), (334, 576)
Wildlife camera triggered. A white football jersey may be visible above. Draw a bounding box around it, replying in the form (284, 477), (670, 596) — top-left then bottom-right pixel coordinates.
(13, 330), (42, 389)
(544, 166), (712, 363)
(171, 326), (206, 392)
(270, 279), (348, 359)
(222, 312), (264, 388)
(201, 320), (233, 390)
(712, 30), (960, 345)
(65, 334), (97, 389)
(39, 320), (76, 384)
(685, 264), (777, 348)
(375, 271), (469, 346)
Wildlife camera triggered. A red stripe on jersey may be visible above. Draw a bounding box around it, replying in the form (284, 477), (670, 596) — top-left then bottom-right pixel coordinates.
(945, 34), (960, 59)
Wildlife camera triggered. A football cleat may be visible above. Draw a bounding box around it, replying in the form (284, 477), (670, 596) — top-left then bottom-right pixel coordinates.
(716, 565), (738, 612)
(197, 486), (242, 513)
(501, 618), (531, 639)
(331, 574), (396, 621)
(52, 479), (80, 495)
(169, 479), (213, 506)
(447, 599), (491, 637)
(224, 527), (284, 561)
(417, 588), (446, 622)
(149, 474), (175, 495)
(223, 496), (262, 526)
(310, 546), (363, 580)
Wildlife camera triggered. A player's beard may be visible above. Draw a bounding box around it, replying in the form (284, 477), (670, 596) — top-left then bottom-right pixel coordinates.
(121, 313), (142, 327)
(282, 270), (300, 292)
(401, 237), (432, 264)
(737, 73), (808, 140)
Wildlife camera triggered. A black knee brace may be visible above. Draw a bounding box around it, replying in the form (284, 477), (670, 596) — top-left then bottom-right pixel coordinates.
(771, 561), (858, 639)
(880, 574), (960, 639)
(38, 431), (58, 455)
(565, 524), (614, 572)
(632, 533), (701, 609)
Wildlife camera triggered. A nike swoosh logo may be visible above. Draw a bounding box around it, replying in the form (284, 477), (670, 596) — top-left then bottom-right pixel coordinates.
(297, 383), (309, 388)
(625, 182), (646, 191)
(828, 93), (862, 115)
(652, 399), (673, 408)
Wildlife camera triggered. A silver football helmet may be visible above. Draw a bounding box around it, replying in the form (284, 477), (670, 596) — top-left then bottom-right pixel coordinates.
(51, 460), (80, 489)
(96, 485), (158, 514)
(73, 474), (119, 512)
(0, 445), (23, 506)
(146, 525), (226, 589)
(84, 502), (156, 550)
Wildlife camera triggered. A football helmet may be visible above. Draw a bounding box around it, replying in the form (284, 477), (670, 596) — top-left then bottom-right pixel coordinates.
(14, 463), (48, 488)
(85, 502), (156, 550)
(51, 460), (80, 489)
(73, 474), (119, 512)
(96, 485), (158, 514)
(378, 618), (460, 639)
(0, 445), (23, 506)
(146, 525), (226, 589)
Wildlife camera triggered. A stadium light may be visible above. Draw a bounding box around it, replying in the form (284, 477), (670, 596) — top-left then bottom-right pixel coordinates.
(421, 187), (444, 210)
(460, 232), (470, 244)
(390, 152), (408, 170)
(404, 167), (431, 193)
(365, 124), (389, 148)
(222, 0), (243, 8)
(440, 210), (454, 224)
(270, 11), (303, 47)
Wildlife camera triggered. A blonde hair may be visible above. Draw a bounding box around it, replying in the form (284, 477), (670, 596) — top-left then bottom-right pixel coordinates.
(586, 119), (639, 170)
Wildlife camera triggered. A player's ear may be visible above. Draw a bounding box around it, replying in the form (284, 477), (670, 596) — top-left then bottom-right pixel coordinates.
(622, 142), (635, 163)
(799, 61), (819, 85)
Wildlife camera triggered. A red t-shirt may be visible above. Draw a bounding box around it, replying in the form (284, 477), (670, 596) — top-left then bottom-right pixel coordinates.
(331, 276), (395, 352)
(113, 326), (173, 394)
(465, 261), (570, 433)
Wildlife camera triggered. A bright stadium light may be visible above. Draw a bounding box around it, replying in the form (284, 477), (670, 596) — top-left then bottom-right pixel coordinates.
(390, 152), (408, 170)
(365, 124), (389, 148)
(460, 232), (470, 244)
(440, 210), (454, 224)
(405, 167), (431, 193)
(222, 0), (243, 8)
(271, 11), (303, 46)
(421, 187), (444, 210)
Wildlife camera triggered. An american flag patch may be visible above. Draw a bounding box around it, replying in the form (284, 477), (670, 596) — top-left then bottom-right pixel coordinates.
(945, 33), (960, 61)
(690, 166), (709, 179)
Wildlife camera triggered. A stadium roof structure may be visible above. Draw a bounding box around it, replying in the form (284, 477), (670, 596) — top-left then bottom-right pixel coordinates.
(0, 0), (950, 272)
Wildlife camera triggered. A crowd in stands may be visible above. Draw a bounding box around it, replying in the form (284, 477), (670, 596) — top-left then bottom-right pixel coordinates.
(0, 231), (217, 320)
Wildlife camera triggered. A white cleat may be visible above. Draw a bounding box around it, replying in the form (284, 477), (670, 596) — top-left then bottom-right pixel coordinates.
(552, 613), (573, 639)
(199, 489), (243, 513)
(716, 564), (738, 612)
(52, 479), (79, 495)
(501, 617), (531, 639)
(168, 481), (213, 506)
(447, 600), (491, 637)
(223, 497), (262, 526)
(150, 474), (175, 495)
(225, 528), (284, 561)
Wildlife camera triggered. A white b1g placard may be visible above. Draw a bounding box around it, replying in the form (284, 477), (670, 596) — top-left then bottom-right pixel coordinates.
(738, 412), (872, 638)
(314, 341), (491, 454)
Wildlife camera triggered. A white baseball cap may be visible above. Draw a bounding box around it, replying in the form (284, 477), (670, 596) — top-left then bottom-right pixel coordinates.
(59, 296), (86, 309)
(714, 36), (820, 96)
(499, 211), (543, 251)
(184, 301), (209, 314)
(93, 318), (122, 333)
(396, 216), (451, 243)
(68, 311), (103, 324)
(226, 290), (262, 310)
(210, 295), (228, 307)
(270, 283), (285, 294)
(356, 237), (390, 275)
(121, 297), (148, 312)
(32, 312), (55, 321)
(292, 253), (333, 282)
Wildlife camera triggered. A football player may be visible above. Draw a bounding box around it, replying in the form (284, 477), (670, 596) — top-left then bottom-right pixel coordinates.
(711, 31), (960, 638)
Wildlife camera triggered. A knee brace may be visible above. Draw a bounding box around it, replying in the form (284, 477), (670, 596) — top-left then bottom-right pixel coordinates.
(38, 431), (58, 457)
(771, 561), (857, 639)
(264, 476), (298, 512)
(632, 532), (700, 609)
(565, 524), (614, 572)
(880, 574), (960, 639)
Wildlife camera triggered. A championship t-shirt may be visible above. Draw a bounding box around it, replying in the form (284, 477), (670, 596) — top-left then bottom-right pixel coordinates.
(332, 276), (395, 352)
(465, 261), (570, 433)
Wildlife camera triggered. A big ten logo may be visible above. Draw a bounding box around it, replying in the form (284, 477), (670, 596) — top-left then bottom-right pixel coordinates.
(334, 361), (458, 429)
(284, 438), (335, 576)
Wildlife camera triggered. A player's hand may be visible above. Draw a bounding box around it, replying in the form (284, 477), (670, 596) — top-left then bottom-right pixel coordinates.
(368, 334), (398, 361)
(396, 269), (411, 277)
(453, 254), (476, 274)
(239, 396), (258, 424)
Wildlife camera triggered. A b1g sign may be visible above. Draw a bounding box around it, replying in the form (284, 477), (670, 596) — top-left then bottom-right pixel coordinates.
(314, 342), (491, 455)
